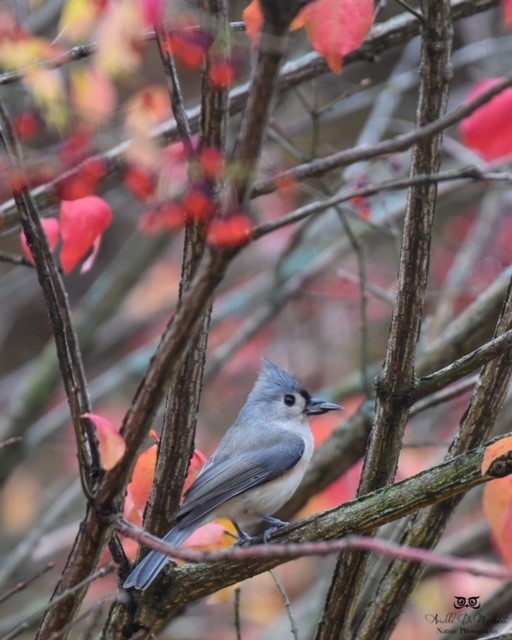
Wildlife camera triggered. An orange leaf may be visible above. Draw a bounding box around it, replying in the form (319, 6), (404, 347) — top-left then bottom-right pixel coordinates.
(242, 0), (264, 45)
(60, 196), (113, 274)
(297, 0), (374, 74)
(128, 443), (158, 512)
(84, 412), (126, 470)
(481, 436), (512, 476)
(183, 449), (208, 494)
(482, 436), (512, 567)
(20, 217), (60, 264)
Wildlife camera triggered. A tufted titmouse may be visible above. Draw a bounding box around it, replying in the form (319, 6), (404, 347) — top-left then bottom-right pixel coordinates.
(123, 359), (341, 590)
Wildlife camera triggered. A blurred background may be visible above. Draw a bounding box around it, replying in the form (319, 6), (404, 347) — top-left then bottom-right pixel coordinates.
(1, 0), (512, 638)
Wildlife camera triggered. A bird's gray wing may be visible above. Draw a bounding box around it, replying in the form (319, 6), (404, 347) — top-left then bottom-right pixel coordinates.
(176, 436), (305, 527)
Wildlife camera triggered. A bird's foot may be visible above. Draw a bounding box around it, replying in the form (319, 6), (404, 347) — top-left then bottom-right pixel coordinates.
(234, 524), (255, 546)
(261, 516), (289, 543)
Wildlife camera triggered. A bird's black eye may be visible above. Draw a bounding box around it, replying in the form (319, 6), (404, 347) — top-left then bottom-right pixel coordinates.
(284, 394), (296, 406)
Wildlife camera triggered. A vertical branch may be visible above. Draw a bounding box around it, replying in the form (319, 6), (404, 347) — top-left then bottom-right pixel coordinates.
(231, 0), (304, 206)
(314, 2), (453, 638)
(0, 102), (98, 491)
(353, 276), (512, 640)
(142, 0), (230, 548)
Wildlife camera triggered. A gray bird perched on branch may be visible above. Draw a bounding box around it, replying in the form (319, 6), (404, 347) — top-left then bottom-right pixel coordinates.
(124, 359), (341, 590)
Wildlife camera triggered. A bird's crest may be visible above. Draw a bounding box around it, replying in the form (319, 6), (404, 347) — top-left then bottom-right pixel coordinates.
(249, 359), (304, 401)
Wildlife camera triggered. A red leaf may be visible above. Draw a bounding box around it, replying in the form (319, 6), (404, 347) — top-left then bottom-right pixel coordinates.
(20, 217), (61, 265)
(504, 0), (512, 25)
(207, 214), (253, 248)
(459, 78), (512, 161)
(209, 59), (236, 89)
(294, 0), (374, 74)
(83, 412), (126, 470)
(60, 196), (113, 274)
(124, 166), (157, 201)
(184, 187), (215, 221)
(14, 111), (40, 140)
(243, 0), (374, 74)
(139, 202), (186, 235)
(199, 146), (225, 181)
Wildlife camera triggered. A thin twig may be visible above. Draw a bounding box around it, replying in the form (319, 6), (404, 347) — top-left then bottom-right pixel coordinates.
(116, 521), (512, 580)
(0, 563), (54, 605)
(269, 569), (300, 640)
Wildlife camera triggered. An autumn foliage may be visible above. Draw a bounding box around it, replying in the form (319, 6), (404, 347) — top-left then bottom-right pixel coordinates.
(2, 1), (512, 640)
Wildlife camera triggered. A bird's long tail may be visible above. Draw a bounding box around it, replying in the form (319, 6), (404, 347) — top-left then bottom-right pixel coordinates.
(123, 526), (193, 590)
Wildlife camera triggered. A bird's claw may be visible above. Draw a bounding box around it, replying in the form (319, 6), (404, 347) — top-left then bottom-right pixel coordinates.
(262, 516), (289, 543)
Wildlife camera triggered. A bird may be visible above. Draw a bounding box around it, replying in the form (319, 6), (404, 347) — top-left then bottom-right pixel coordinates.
(123, 358), (341, 590)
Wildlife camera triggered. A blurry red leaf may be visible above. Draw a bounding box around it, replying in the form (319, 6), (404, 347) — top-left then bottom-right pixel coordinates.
(159, 202), (186, 230)
(8, 170), (29, 194)
(81, 157), (109, 184)
(125, 166), (157, 201)
(84, 412), (126, 470)
(207, 214), (253, 248)
(459, 79), (512, 161)
(352, 195), (372, 219)
(20, 217), (61, 265)
(58, 175), (97, 200)
(184, 187), (215, 221)
(504, 0), (512, 25)
(14, 111), (40, 140)
(139, 202), (186, 235)
(209, 59), (236, 89)
(166, 24), (213, 69)
(482, 437), (512, 567)
(60, 196), (113, 273)
(128, 443), (158, 512)
(199, 146), (224, 180)
(140, 0), (163, 27)
(60, 128), (92, 166)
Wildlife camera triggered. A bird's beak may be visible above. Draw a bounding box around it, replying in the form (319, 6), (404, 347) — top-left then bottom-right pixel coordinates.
(305, 397), (342, 415)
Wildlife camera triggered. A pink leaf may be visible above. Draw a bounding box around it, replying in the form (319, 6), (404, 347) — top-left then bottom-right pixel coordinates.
(459, 78), (512, 161)
(20, 217), (61, 265)
(60, 196), (113, 274)
(295, 0), (374, 74)
(83, 412), (126, 470)
(504, 0), (512, 25)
